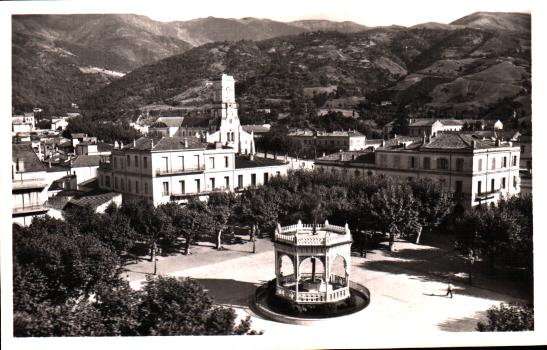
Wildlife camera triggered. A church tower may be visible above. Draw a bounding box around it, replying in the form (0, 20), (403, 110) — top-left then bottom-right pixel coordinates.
(209, 74), (248, 152)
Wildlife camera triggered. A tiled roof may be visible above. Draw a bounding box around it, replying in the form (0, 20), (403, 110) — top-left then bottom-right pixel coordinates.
(235, 156), (287, 169)
(156, 117), (184, 128)
(68, 192), (120, 209)
(242, 124), (271, 133)
(288, 129), (364, 137)
(317, 150), (375, 164)
(180, 116), (215, 127)
(122, 136), (207, 151)
(438, 119), (465, 126)
(12, 143), (46, 172)
(71, 155), (101, 168)
(97, 142), (113, 152)
(409, 119), (437, 127)
(71, 133), (86, 139)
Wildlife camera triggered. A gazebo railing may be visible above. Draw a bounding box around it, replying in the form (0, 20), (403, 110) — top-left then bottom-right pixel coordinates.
(276, 285), (350, 303)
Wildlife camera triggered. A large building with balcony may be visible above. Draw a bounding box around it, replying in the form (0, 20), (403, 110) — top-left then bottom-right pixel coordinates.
(287, 129), (367, 152)
(374, 133), (520, 207)
(12, 143), (49, 226)
(314, 133), (521, 207)
(97, 136), (288, 205)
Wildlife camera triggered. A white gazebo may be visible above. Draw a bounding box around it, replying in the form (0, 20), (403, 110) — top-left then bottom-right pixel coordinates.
(273, 220), (353, 304)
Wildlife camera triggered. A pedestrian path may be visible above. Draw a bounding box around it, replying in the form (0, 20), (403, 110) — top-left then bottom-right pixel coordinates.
(124, 235), (529, 339)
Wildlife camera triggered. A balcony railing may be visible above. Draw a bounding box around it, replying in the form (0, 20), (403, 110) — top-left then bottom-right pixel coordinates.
(12, 178), (47, 190)
(155, 165), (205, 176)
(12, 204), (48, 214)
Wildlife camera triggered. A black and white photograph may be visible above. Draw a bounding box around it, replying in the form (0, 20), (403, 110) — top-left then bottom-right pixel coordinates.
(1, 0), (545, 349)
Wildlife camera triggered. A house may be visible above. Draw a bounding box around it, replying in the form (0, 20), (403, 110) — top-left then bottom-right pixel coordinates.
(148, 116), (184, 137)
(51, 118), (69, 131)
(12, 143), (49, 226)
(242, 124), (271, 138)
(65, 192), (122, 213)
(407, 119), (465, 136)
(12, 113), (35, 133)
(315, 149), (376, 177)
(70, 154), (104, 187)
(97, 136), (288, 206)
(288, 129), (367, 151)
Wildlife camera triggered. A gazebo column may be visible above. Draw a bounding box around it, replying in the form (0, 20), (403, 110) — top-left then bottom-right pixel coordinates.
(294, 253), (299, 300)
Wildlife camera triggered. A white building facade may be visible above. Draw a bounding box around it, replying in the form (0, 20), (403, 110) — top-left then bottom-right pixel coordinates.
(97, 136), (288, 205)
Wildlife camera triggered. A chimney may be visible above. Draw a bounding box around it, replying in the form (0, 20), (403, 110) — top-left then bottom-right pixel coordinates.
(151, 139), (155, 148)
(133, 139), (136, 147)
(426, 134), (431, 144)
(120, 141), (124, 149)
(394, 134), (398, 139)
(508, 141), (513, 147)
(114, 141), (119, 149)
(422, 132), (427, 144)
(403, 142), (407, 149)
(472, 140), (477, 149)
(495, 138), (501, 147)
(380, 139), (385, 147)
(215, 141), (222, 149)
(339, 153), (344, 161)
(184, 138), (188, 148)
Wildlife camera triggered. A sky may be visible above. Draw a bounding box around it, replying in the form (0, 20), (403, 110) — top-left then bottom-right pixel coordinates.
(4, 0), (533, 27)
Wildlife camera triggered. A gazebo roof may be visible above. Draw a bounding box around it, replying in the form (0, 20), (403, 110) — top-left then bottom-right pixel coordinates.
(274, 220), (352, 247)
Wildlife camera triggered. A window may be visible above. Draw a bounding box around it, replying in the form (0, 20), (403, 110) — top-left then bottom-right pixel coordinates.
(513, 176), (518, 188)
(264, 173), (269, 184)
(238, 175), (243, 188)
(209, 157), (215, 169)
(225, 156), (229, 168)
(512, 155), (518, 166)
(456, 158), (464, 172)
(114, 177), (118, 190)
(393, 155), (400, 169)
(121, 179), (125, 191)
(162, 182), (169, 196)
(143, 157), (148, 168)
(521, 145), (525, 153)
(127, 155), (131, 167)
(409, 156), (416, 169)
(455, 180), (463, 195)
(113, 157), (117, 169)
(162, 157), (169, 172)
(251, 174), (256, 187)
(179, 180), (185, 194)
(478, 159), (483, 171)
(210, 178), (215, 190)
(423, 157), (431, 169)
(128, 180), (131, 193)
(501, 177), (506, 189)
(502, 156), (507, 168)
(491, 178), (495, 192)
(135, 155), (139, 167)
(135, 181), (140, 194)
(144, 182), (148, 194)
(438, 158), (449, 170)
(225, 176), (229, 189)
(194, 155), (200, 168)
(178, 156), (184, 170)
(380, 154), (387, 167)
(491, 157), (496, 170)
(478, 181), (482, 195)
(195, 179), (201, 193)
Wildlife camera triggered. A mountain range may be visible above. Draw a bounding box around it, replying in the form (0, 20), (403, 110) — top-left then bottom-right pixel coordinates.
(12, 12), (531, 116)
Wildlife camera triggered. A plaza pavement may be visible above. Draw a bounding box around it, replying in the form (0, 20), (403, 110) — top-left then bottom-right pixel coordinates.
(123, 234), (528, 344)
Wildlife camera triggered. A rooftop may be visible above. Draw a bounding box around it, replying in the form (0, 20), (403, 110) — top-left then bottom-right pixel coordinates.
(180, 116), (216, 128)
(377, 133), (517, 152)
(242, 124), (271, 133)
(12, 143), (46, 172)
(288, 129), (364, 137)
(120, 136), (207, 151)
(72, 155), (102, 168)
(67, 192), (121, 210)
(235, 156), (287, 169)
(316, 150), (375, 164)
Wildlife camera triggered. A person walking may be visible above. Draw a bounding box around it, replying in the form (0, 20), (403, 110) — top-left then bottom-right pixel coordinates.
(446, 280), (454, 298)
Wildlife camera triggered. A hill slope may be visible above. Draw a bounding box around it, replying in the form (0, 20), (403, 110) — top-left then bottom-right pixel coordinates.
(83, 21), (530, 119)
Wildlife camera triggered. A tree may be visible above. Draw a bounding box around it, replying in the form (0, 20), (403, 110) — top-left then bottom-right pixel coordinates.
(365, 181), (419, 251)
(136, 276), (257, 335)
(408, 178), (453, 243)
(454, 196), (532, 279)
(208, 192), (236, 250)
(477, 303), (534, 331)
(168, 199), (213, 255)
